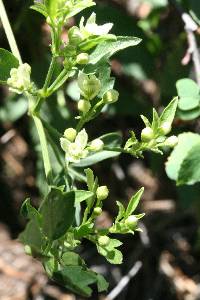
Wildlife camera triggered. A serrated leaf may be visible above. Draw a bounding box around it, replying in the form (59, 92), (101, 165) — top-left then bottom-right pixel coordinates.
(166, 132), (200, 181)
(89, 36), (142, 64)
(20, 198), (41, 224)
(178, 143), (200, 185)
(160, 97), (178, 125)
(125, 188), (144, 217)
(96, 274), (109, 292)
(40, 188), (75, 240)
(0, 48), (19, 84)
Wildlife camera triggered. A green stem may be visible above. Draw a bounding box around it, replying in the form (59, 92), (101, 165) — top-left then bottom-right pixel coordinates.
(76, 100), (104, 132)
(0, 0), (22, 64)
(46, 68), (69, 97)
(42, 56), (57, 92)
(33, 115), (53, 185)
(103, 146), (128, 154)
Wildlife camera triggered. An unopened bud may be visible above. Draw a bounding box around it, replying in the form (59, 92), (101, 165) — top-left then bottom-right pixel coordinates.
(68, 26), (83, 45)
(94, 207), (102, 216)
(90, 139), (104, 151)
(64, 128), (77, 142)
(98, 235), (110, 247)
(78, 73), (101, 100)
(160, 122), (172, 135)
(141, 127), (154, 142)
(125, 215), (138, 229)
(165, 135), (178, 147)
(103, 89), (119, 104)
(78, 99), (91, 114)
(76, 53), (89, 65)
(96, 186), (109, 201)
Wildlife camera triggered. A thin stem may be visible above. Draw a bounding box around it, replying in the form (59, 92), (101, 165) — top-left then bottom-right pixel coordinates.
(103, 146), (127, 154)
(76, 100), (104, 132)
(33, 115), (53, 185)
(42, 56), (57, 92)
(46, 68), (69, 97)
(0, 0), (22, 64)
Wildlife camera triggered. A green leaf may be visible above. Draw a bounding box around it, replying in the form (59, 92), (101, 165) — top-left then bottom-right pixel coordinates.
(20, 198), (41, 224)
(53, 266), (97, 297)
(152, 108), (160, 132)
(177, 107), (200, 121)
(74, 190), (94, 203)
(97, 238), (123, 264)
(0, 48), (19, 84)
(166, 132), (200, 181)
(79, 34), (116, 51)
(73, 132), (122, 167)
(40, 188), (75, 240)
(30, 3), (48, 17)
(74, 223), (94, 239)
(62, 251), (83, 266)
(177, 143), (200, 185)
(115, 201), (125, 222)
(0, 96), (28, 122)
(176, 79), (200, 110)
(160, 97), (178, 125)
(96, 274), (109, 292)
(19, 220), (46, 254)
(85, 168), (94, 191)
(140, 115), (151, 128)
(89, 36), (142, 64)
(45, 0), (58, 18)
(125, 188), (144, 217)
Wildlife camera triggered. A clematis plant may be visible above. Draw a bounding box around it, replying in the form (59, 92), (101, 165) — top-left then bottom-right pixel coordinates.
(0, 0), (178, 297)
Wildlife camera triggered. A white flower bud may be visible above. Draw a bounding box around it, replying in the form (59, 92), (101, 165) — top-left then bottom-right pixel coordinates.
(64, 128), (77, 142)
(141, 127), (154, 142)
(78, 73), (101, 100)
(68, 26), (83, 45)
(96, 186), (109, 201)
(98, 235), (110, 246)
(78, 99), (91, 113)
(103, 89), (119, 104)
(165, 135), (178, 147)
(90, 139), (104, 151)
(93, 207), (102, 216)
(160, 122), (172, 135)
(76, 53), (89, 65)
(125, 215), (138, 229)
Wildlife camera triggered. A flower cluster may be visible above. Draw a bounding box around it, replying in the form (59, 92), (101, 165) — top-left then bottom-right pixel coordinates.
(60, 128), (104, 163)
(7, 63), (32, 94)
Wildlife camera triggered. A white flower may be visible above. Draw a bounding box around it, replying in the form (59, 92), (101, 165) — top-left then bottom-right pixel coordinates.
(79, 13), (113, 38)
(60, 129), (89, 163)
(7, 63), (32, 94)
(77, 72), (101, 100)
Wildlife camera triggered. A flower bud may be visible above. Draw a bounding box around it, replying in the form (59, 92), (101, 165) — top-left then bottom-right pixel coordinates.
(96, 186), (109, 201)
(68, 26), (83, 45)
(125, 215), (138, 229)
(90, 139), (104, 151)
(160, 122), (172, 135)
(78, 73), (101, 100)
(103, 89), (119, 104)
(98, 235), (110, 247)
(76, 53), (89, 65)
(94, 207), (102, 216)
(165, 135), (178, 147)
(78, 99), (91, 114)
(141, 127), (154, 142)
(64, 128), (77, 142)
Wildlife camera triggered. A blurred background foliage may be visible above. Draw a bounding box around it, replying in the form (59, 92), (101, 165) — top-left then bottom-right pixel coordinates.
(1, 1), (200, 300)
